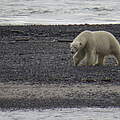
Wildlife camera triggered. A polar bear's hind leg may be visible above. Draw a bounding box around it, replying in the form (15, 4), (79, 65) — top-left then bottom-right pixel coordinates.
(96, 55), (104, 66)
(114, 54), (120, 65)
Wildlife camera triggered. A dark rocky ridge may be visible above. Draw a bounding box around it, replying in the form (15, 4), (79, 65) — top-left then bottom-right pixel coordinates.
(0, 24), (120, 84)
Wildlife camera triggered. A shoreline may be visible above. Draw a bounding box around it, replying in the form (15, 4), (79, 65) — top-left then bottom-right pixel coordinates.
(0, 24), (120, 109)
(0, 83), (120, 109)
(0, 23), (120, 26)
(0, 22), (119, 26)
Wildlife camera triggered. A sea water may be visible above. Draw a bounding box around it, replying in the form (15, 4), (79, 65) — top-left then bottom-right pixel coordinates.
(0, 0), (120, 25)
(0, 108), (120, 120)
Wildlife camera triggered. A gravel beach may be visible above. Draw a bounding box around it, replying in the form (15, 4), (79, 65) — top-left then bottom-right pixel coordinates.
(0, 24), (120, 109)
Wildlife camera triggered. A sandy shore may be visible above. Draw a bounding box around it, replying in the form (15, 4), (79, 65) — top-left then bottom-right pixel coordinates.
(0, 24), (120, 109)
(0, 83), (120, 109)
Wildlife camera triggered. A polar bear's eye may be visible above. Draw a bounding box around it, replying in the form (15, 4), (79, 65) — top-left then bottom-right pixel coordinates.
(80, 43), (82, 45)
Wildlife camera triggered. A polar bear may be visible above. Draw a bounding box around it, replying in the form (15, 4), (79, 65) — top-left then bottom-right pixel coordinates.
(70, 30), (120, 66)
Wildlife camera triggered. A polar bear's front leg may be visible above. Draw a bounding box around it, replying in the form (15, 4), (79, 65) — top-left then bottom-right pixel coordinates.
(73, 54), (80, 66)
(73, 50), (85, 66)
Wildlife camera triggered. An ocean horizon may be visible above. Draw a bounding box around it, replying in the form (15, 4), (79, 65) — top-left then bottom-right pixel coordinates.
(0, 0), (120, 25)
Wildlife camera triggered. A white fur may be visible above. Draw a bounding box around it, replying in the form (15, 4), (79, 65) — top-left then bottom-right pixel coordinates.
(70, 30), (120, 66)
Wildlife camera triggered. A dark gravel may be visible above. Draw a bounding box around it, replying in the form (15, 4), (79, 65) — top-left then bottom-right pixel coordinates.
(0, 24), (120, 84)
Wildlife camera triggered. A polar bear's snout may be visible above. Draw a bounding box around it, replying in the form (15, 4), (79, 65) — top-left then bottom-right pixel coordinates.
(70, 47), (78, 54)
(70, 47), (76, 54)
(70, 50), (74, 54)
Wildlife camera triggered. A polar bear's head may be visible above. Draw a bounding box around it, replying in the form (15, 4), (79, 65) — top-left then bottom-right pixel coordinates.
(70, 41), (83, 54)
(70, 43), (78, 54)
(70, 41), (84, 54)
(70, 34), (88, 54)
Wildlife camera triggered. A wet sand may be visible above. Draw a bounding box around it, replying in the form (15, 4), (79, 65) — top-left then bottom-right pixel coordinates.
(0, 24), (120, 109)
